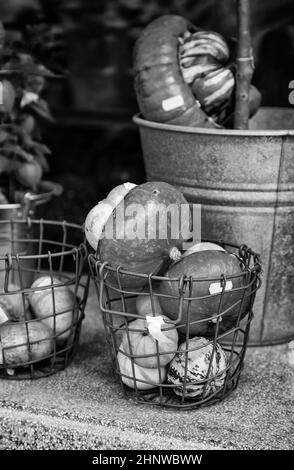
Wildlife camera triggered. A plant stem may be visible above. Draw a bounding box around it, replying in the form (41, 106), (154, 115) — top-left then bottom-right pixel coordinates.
(234, 0), (254, 130)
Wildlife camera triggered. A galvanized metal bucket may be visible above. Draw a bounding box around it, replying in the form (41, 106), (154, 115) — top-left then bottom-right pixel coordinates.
(134, 107), (294, 346)
(0, 181), (62, 288)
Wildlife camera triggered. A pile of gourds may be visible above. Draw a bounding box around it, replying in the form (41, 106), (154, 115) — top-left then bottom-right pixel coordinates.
(133, 15), (261, 128)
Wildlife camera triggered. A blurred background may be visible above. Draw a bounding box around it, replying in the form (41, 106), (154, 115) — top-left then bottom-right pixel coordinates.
(1, 0), (293, 224)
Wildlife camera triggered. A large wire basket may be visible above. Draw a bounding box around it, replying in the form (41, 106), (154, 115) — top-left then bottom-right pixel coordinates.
(89, 242), (261, 409)
(0, 219), (89, 380)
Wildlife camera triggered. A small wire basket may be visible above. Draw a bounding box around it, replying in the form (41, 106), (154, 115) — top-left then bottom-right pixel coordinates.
(89, 242), (261, 409)
(0, 219), (89, 380)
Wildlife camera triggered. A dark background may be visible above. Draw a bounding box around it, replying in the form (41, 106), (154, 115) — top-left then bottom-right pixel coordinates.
(1, 0), (293, 224)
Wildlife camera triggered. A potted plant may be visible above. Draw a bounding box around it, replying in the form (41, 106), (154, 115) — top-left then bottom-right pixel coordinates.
(0, 19), (62, 285)
(133, 0), (294, 345)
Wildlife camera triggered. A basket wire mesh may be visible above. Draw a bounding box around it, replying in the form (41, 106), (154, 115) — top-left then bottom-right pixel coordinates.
(0, 219), (89, 379)
(89, 242), (261, 409)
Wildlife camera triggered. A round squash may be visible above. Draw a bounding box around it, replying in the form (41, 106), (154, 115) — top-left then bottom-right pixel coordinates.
(0, 283), (29, 322)
(159, 250), (250, 337)
(122, 315), (178, 368)
(0, 320), (53, 367)
(117, 344), (166, 390)
(167, 336), (227, 398)
(182, 241), (225, 258)
(85, 182), (137, 250)
(29, 276), (77, 343)
(98, 181), (190, 289)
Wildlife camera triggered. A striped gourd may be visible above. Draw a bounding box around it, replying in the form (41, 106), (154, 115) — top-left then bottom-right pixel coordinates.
(192, 67), (235, 114)
(179, 31), (230, 65)
(179, 30), (234, 119)
(167, 337), (227, 398)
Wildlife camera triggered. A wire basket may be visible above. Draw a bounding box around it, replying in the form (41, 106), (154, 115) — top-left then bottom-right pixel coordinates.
(89, 242), (262, 409)
(0, 219), (89, 380)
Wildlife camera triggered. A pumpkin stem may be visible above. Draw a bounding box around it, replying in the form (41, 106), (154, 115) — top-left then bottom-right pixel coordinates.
(169, 247), (182, 262)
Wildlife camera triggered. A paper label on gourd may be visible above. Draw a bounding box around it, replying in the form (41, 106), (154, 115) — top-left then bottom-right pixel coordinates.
(146, 315), (173, 347)
(209, 281), (233, 295)
(162, 95), (184, 111)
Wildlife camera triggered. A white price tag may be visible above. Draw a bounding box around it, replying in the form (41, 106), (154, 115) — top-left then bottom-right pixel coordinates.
(146, 315), (174, 348)
(162, 95), (184, 111)
(209, 280), (233, 295)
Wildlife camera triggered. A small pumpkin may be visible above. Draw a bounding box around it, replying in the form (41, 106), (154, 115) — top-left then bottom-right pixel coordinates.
(85, 182), (137, 251)
(159, 250), (250, 337)
(29, 276), (77, 343)
(0, 283), (29, 322)
(0, 320), (53, 367)
(97, 181), (190, 289)
(117, 344), (166, 390)
(122, 314), (178, 368)
(182, 241), (225, 258)
(167, 336), (227, 398)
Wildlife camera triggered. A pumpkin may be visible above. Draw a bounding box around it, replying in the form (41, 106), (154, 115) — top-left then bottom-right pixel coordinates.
(182, 241), (225, 258)
(133, 15), (215, 127)
(159, 250), (250, 337)
(29, 276), (77, 343)
(0, 283), (29, 322)
(98, 181), (190, 289)
(167, 336), (227, 398)
(0, 320), (53, 367)
(122, 314), (178, 368)
(85, 182), (137, 250)
(117, 344), (166, 390)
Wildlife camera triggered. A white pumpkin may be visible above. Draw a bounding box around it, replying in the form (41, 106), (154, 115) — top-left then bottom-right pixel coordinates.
(84, 199), (114, 250)
(84, 182), (137, 250)
(122, 315), (178, 368)
(0, 283), (29, 321)
(117, 344), (166, 390)
(183, 242), (225, 258)
(167, 336), (227, 398)
(106, 182), (136, 206)
(0, 321), (53, 366)
(29, 276), (76, 343)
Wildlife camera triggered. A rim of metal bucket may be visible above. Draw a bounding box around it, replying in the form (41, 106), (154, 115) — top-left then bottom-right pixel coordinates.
(0, 180), (63, 210)
(133, 112), (294, 137)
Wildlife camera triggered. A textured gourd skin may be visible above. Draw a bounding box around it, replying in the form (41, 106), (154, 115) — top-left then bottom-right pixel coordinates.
(167, 337), (227, 398)
(0, 321), (53, 366)
(99, 181), (190, 289)
(122, 315), (178, 368)
(133, 15), (215, 127)
(159, 251), (249, 337)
